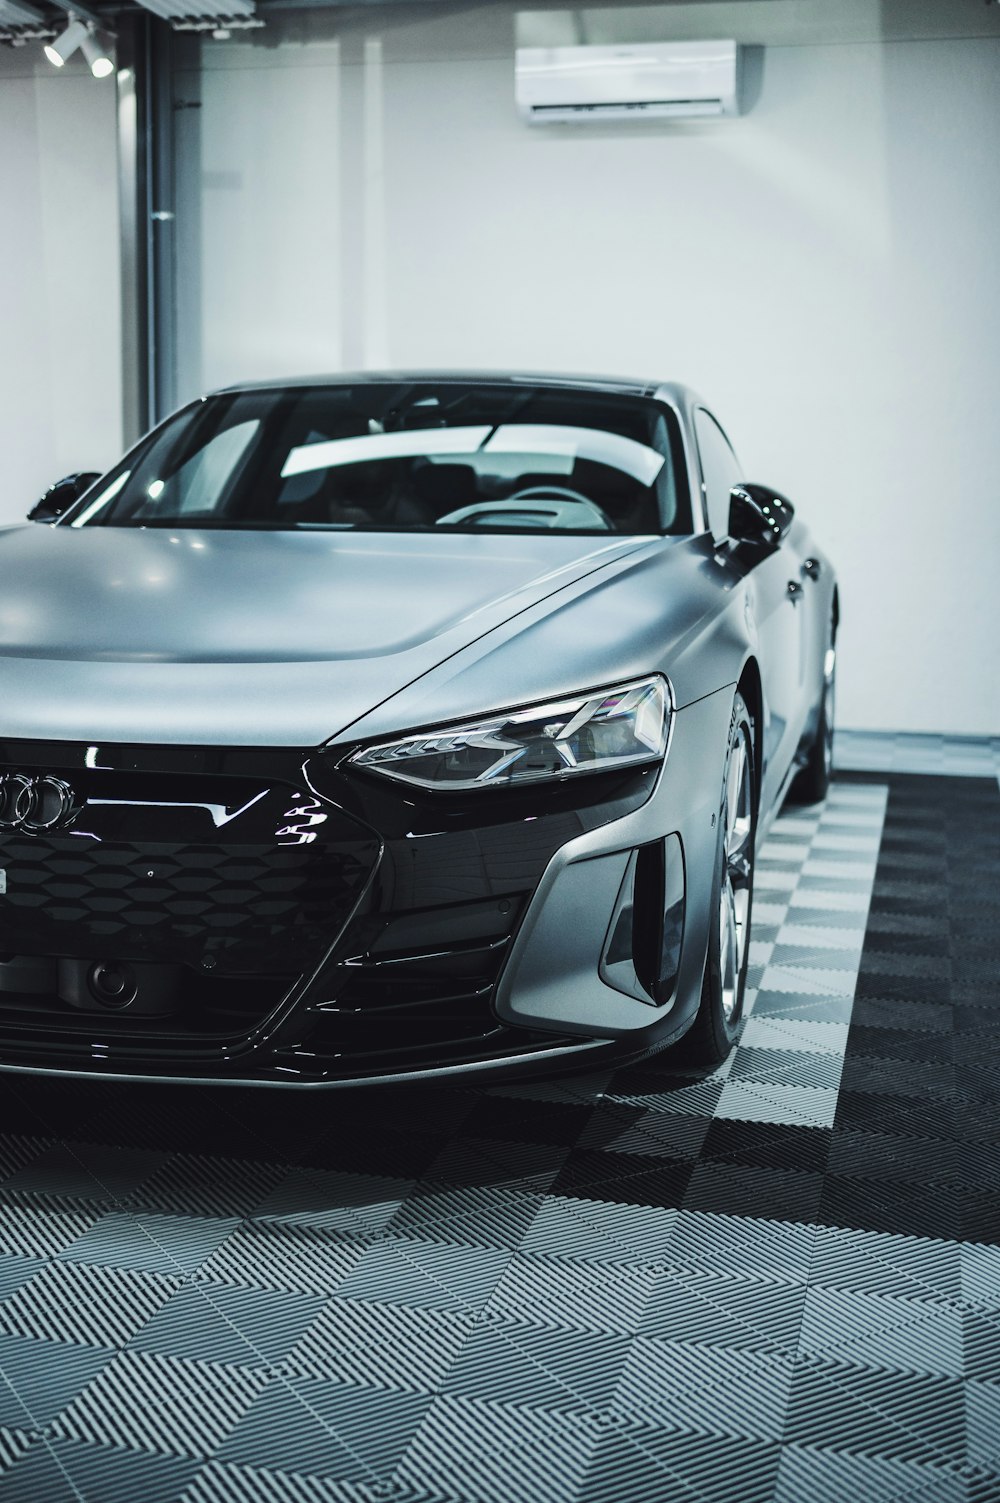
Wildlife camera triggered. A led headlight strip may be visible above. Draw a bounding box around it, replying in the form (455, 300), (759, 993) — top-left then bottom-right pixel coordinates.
(349, 675), (670, 792)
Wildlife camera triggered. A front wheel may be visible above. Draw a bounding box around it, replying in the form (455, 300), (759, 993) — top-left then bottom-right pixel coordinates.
(684, 692), (757, 1066)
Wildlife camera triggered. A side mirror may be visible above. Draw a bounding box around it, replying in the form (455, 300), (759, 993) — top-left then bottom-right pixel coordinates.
(28, 472), (101, 524)
(728, 482), (795, 550)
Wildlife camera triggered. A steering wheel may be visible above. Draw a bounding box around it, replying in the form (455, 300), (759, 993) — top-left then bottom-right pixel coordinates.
(505, 486), (614, 528)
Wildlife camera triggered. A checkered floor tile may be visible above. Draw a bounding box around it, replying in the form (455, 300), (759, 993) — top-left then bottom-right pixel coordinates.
(0, 771), (996, 1502)
(836, 729), (1000, 780)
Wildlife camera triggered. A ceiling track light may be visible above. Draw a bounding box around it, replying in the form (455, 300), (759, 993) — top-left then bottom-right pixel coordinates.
(43, 16), (86, 65)
(43, 16), (113, 75)
(81, 26), (113, 76)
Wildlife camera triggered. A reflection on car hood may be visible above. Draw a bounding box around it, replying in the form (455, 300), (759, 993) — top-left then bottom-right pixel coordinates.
(0, 525), (657, 745)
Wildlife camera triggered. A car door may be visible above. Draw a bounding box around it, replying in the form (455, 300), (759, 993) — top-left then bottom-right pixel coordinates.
(693, 408), (805, 807)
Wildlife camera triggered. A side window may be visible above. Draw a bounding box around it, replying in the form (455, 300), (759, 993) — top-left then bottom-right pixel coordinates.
(694, 409), (742, 541)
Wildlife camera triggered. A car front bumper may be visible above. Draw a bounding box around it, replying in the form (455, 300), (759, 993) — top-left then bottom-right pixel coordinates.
(0, 689), (730, 1087)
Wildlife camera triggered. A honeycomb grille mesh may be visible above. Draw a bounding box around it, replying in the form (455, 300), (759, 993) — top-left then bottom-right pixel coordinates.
(0, 834), (372, 975)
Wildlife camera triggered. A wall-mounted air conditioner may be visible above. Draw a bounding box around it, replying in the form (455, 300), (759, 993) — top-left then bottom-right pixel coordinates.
(515, 40), (740, 125)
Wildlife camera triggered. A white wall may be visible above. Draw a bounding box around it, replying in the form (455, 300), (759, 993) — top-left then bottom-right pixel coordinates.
(178, 5), (1000, 735)
(173, 36), (344, 398)
(0, 50), (122, 521)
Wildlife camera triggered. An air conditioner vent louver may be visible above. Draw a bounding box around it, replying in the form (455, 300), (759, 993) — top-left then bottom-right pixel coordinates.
(516, 41), (740, 126)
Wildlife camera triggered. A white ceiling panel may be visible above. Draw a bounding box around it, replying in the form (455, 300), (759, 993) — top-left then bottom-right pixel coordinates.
(0, 0), (44, 23)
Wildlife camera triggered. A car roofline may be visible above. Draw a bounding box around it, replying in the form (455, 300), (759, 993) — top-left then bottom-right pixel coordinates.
(210, 369), (699, 407)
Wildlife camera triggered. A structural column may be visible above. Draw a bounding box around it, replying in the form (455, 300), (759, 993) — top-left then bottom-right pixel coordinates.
(116, 11), (176, 445)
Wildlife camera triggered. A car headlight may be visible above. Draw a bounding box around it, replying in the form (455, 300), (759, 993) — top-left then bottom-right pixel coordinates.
(348, 675), (670, 792)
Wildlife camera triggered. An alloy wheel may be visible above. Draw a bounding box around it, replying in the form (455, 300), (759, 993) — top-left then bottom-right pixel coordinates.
(719, 725), (754, 1022)
(823, 649), (836, 781)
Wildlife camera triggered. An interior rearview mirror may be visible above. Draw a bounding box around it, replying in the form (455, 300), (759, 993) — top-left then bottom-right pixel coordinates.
(28, 472), (101, 524)
(728, 482), (795, 549)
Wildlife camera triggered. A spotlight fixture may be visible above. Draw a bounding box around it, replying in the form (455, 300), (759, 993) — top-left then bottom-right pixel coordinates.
(43, 16), (86, 65)
(43, 17), (113, 75)
(81, 26), (113, 76)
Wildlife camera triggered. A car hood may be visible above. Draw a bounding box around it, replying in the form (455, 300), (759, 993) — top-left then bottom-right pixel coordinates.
(0, 525), (658, 745)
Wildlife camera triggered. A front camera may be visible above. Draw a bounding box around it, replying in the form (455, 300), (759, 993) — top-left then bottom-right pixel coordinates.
(87, 960), (138, 1010)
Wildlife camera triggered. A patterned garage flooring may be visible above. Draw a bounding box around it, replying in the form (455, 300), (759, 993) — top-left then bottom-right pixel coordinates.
(0, 771), (996, 1502)
(835, 730), (1000, 781)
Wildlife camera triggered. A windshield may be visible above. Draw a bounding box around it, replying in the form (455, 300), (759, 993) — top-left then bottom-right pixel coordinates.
(66, 382), (690, 536)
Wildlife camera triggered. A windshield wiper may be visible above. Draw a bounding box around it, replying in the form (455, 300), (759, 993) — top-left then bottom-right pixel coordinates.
(114, 517), (293, 530)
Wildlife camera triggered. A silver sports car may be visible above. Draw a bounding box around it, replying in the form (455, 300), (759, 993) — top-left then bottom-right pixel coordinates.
(1, 372), (837, 1086)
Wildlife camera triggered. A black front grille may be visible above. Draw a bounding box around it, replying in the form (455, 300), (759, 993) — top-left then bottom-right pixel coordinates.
(0, 759), (381, 980)
(0, 746), (384, 1069)
(0, 833), (372, 976)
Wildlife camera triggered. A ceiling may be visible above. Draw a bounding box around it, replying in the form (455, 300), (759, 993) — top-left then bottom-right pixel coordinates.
(3, 0), (999, 53)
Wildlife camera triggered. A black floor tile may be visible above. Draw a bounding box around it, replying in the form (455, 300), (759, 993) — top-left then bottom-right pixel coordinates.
(684, 1161), (826, 1222)
(838, 1055), (961, 1101)
(817, 1175), (964, 1240)
(845, 1025), (953, 1063)
(551, 1149), (694, 1208)
(850, 996), (954, 1033)
(701, 1119), (831, 1175)
(827, 1129), (974, 1189)
(461, 1094), (593, 1149)
(958, 1191), (1000, 1245)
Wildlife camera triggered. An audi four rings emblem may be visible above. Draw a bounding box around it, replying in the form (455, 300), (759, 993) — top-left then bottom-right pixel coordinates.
(0, 773), (79, 833)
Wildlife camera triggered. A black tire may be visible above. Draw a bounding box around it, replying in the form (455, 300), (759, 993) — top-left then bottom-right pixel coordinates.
(790, 631), (836, 805)
(684, 691), (757, 1066)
